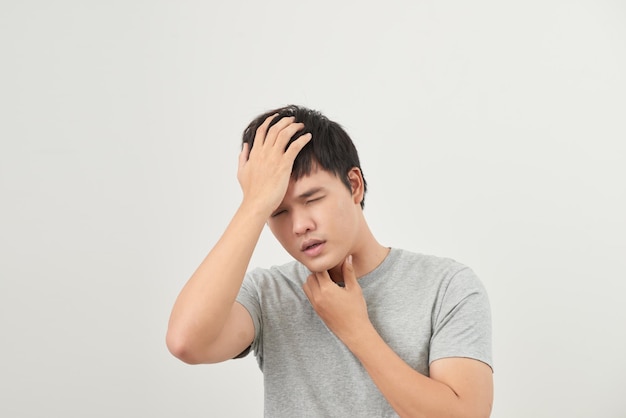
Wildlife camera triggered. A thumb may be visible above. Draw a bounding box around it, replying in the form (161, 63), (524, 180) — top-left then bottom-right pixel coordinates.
(342, 255), (358, 288)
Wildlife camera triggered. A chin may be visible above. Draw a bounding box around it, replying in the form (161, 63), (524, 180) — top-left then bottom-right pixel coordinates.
(299, 255), (344, 274)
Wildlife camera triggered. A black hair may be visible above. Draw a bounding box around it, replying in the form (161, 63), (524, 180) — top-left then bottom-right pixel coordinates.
(242, 105), (367, 208)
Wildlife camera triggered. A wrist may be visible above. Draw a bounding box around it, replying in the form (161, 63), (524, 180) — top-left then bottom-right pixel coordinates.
(239, 198), (274, 222)
(341, 321), (379, 354)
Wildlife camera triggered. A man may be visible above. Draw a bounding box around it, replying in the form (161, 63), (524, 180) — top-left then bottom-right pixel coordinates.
(167, 105), (493, 417)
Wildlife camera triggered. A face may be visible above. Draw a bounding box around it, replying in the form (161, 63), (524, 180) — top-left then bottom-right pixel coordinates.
(267, 168), (363, 274)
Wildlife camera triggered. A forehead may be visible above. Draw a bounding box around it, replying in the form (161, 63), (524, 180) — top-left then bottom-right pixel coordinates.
(286, 168), (343, 197)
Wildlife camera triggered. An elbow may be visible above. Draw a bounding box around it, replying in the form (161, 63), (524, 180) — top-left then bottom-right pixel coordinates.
(478, 403), (493, 418)
(166, 328), (206, 365)
(469, 411), (491, 418)
(463, 400), (493, 418)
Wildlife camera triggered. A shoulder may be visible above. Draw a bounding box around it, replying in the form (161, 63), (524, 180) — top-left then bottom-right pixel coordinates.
(387, 248), (486, 295)
(244, 260), (309, 288)
(247, 259), (305, 278)
(389, 248), (470, 279)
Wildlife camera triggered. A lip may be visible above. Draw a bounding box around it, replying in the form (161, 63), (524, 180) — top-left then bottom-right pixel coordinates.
(301, 239), (326, 257)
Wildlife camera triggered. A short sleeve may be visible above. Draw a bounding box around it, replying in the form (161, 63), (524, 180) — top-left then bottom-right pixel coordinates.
(429, 267), (493, 369)
(235, 269), (264, 363)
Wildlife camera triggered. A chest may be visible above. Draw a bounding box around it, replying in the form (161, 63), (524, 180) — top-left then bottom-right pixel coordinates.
(258, 278), (435, 375)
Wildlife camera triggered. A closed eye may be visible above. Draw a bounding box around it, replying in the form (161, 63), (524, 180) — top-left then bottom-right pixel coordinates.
(271, 209), (286, 218)
(306, 196), (324, 205)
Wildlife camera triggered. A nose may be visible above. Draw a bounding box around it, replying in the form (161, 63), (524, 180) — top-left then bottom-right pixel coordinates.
(291, 208), (315, 236)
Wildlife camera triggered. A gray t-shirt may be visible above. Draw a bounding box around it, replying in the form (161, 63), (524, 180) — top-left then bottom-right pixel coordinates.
(236, 248), (492, 417)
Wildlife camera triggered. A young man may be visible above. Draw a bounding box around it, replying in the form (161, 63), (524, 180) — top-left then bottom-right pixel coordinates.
(167, 105), (493, 417)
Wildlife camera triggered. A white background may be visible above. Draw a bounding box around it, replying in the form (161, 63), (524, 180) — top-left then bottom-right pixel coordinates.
(1, 1), (625, 417)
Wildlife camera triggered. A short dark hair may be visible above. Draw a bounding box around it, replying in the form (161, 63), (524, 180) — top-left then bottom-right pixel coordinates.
(242, 105), (367, 208)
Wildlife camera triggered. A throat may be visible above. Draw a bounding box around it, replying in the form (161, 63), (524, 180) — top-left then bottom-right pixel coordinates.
(328, 267), (344, 284)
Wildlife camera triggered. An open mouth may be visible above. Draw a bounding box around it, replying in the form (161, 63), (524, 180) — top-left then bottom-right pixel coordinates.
(301, 240), (325, 256)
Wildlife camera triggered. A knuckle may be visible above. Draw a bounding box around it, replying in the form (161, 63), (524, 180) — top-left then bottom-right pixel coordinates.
(277, 130), (293, 142)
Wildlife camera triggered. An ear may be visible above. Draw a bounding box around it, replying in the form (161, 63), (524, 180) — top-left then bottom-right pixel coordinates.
(347, 167), (365, 206)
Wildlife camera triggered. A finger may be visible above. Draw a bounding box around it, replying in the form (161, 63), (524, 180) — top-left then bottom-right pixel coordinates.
(302, 274), (319, 300)
(308, 273), (322, 291)
(284, 132), (312, 161)
(264, 116), (297, 147)
(302, 279), (311, 300)
(238, 142), (250, 170)
(315, 270), (339, 290)
(273, 122), (305, 150)
(253, 113), (279, 149)
(342, 255), (358, 289)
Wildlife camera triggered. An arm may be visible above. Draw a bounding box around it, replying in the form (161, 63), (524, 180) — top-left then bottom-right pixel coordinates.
(349, 326), (493, 418)
(166, 115), (312, 364)
(303, 257), (493, 418)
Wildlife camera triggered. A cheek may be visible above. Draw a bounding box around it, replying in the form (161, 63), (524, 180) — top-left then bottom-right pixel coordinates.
(328, 200), (358, 235)
(268, 222), (289, 245)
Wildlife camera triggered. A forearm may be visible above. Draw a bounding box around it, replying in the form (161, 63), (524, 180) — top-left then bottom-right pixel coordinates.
(167, 201), (268, 352)
(347, 326), (487, 418)
(167, 114), (312, 361)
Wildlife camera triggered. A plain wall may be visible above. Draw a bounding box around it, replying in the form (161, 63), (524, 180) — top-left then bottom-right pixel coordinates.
(1, 1), (625, 417)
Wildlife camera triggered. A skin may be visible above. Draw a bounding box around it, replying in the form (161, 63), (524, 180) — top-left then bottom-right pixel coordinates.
(166, 114), (494, 418)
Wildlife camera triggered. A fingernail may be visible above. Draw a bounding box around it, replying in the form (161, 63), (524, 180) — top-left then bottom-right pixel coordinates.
(348, 255), (353, 264)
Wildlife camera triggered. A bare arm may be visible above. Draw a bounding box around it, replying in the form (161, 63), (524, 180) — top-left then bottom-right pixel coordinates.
(351, 329), (493, 418)
(303, 257), (493, 418)
(166, 115), (311, 364)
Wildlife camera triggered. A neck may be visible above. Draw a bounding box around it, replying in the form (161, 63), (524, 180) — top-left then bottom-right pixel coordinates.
(328, 222), (389, 282)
